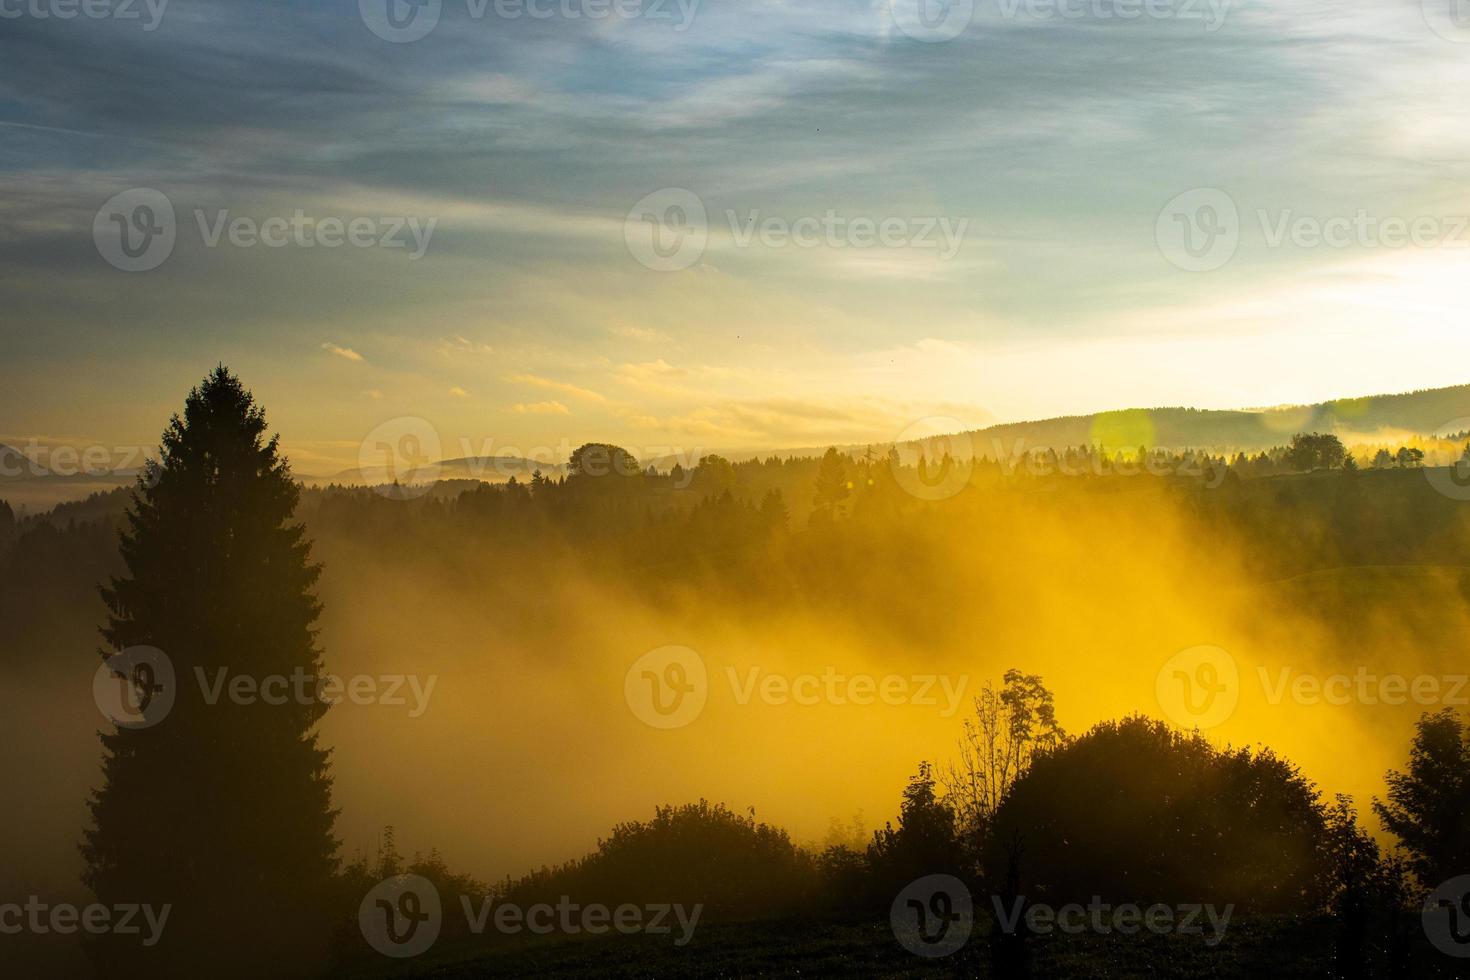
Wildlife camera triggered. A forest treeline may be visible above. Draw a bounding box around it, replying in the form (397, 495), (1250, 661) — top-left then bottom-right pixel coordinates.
(7, 430), (1470, 647)
(4, 371), (1470, 977)
(337, 688), (1468, 976)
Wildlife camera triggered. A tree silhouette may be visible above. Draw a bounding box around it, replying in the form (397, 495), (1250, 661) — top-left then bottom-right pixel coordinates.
(985, 716), (1330, 911)
(944, 670), (1064, 864)
(567, 442), (641, 479)
(82, 367), (338, 978)
(868, 762), (960, 897)
(0, 496), (13, 545)
(811, 448), (851, 521)
(1374, 709), (1470, 889)
(1286, 432), (1347, 472)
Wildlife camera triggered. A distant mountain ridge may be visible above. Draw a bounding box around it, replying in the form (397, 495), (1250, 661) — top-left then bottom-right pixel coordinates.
(320, 456), (565, 486)
(646, 383), (1470, 466)
(950, 383), (1470, 458)
(7, 383), (1470, 513)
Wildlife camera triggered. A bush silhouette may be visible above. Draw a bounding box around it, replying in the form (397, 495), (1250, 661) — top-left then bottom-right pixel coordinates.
(504, 801), (820, 921)
(985, 716), (1330, 911)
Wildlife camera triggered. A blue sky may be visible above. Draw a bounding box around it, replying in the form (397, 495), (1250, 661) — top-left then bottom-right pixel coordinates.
(4, 0), (1470, 472)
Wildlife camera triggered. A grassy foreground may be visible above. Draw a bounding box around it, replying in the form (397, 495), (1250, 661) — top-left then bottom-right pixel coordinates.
(336, 912), (1463, 979)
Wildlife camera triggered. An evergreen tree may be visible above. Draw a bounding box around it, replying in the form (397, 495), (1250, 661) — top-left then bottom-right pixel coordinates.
(759, 488), (789, 530)
(812, 447), (851, 519)
(83, 367), (339, 977)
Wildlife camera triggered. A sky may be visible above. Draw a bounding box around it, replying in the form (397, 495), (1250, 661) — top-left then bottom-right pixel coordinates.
(4, 0), (1470, 476)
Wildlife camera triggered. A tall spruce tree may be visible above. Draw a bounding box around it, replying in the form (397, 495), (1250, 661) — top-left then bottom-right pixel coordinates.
(83, 367), (339, 977)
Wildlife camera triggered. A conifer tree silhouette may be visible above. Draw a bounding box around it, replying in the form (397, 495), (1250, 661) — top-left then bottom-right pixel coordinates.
(82, 367), (338, 977)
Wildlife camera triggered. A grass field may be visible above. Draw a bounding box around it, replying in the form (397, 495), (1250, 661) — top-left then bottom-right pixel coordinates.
(335, 912), (1465, 978)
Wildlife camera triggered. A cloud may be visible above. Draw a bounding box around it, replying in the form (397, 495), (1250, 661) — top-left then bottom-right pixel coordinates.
(449, 387), (470, 399)
(442, 335), (494, 356)
(321, 343), (365, 364)
(506, 374), (606, 403)
(511, 400), (571, 415)
(608, 325), (669, 344)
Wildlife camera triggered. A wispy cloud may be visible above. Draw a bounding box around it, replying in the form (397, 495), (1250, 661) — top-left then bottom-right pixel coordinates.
(322, 343), (365, 364)
(511, 400), (570, 415)
(507, 374), (607, 403)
